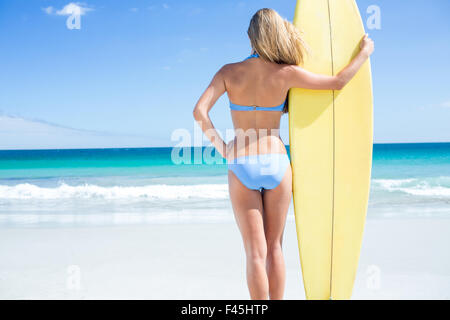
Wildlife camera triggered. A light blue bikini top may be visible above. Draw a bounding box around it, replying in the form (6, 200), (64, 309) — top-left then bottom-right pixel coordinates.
(229, 53), (286, 112)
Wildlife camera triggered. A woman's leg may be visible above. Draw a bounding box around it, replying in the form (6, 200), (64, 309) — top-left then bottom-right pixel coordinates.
(228, 170), (268, 300)
(262, 165), (292, 300)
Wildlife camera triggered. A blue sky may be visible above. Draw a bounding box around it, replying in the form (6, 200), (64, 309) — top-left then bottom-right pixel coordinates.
(0, 0), (449, 149)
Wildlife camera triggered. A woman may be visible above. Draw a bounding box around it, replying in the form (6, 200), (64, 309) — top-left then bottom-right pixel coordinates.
(193, 8), (374, 300)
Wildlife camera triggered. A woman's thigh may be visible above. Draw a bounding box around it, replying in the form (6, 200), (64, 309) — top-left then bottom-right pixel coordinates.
(262, 165), (292, 245)
(228, 170), (266, 257)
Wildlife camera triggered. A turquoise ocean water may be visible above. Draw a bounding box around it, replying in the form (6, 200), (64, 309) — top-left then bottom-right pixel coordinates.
(0, 143), (449, 227)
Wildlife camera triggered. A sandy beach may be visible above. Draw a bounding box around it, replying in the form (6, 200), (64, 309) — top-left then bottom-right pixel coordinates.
(1, 217), (449, 300)
(1, 0), (449, 303)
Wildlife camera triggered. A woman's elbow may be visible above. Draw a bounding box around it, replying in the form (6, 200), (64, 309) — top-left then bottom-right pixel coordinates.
(192, 107), (206, 122)
(333, 76), (346, 90)
(192, 108), (200, 121)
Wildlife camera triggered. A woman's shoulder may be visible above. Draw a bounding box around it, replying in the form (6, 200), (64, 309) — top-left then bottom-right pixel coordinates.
(218, 58), (295, 84)
(220, 60), (245, 72)
(216, 62), (247, 81)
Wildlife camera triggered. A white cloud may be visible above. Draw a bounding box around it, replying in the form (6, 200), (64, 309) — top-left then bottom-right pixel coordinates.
(0, 114), (160, 150)
(189, 8), (204, 15)
(57, 2), (93, 16)
(43, 2), (93, 16)
(42, 6), (54, 15)
(418, 100), (450, 110)
(148, 4), (170, 11)
(441, 101), (450, 108)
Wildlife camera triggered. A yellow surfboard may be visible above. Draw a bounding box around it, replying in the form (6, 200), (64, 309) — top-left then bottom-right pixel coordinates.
(288, 0), (373, 300)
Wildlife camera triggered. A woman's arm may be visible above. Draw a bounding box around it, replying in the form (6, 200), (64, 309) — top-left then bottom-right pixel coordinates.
(193, 66), (228, 158)
(287, 34), (374, 90)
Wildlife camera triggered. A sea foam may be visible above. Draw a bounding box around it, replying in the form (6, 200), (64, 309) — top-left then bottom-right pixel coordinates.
(372, 177), (450, 197)
(0, 183), (229, 200)
(1, 176), (449, 202)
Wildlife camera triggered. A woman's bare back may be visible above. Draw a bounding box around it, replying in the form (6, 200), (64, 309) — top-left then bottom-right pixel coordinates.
(222, 56), (291, 160)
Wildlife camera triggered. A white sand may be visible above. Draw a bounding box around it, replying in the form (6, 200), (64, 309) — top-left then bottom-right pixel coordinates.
(0, 218), (449, 300)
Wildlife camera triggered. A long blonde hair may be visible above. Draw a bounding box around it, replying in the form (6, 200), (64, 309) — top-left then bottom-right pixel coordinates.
(247, 8), (306, 66)
(247, 8), (306, 112)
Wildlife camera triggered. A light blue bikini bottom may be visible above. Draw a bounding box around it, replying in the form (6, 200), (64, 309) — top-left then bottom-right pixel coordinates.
(228, 153), (291, 191)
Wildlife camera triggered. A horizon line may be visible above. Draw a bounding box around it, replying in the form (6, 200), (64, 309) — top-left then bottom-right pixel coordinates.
(1, 141), (450, 152)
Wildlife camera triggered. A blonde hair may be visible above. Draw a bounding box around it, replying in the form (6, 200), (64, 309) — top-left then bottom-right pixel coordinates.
(247, 8), (307, 66)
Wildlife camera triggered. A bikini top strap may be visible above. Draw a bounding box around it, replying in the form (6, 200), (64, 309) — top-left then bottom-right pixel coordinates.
(244, 53), (260, 61)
